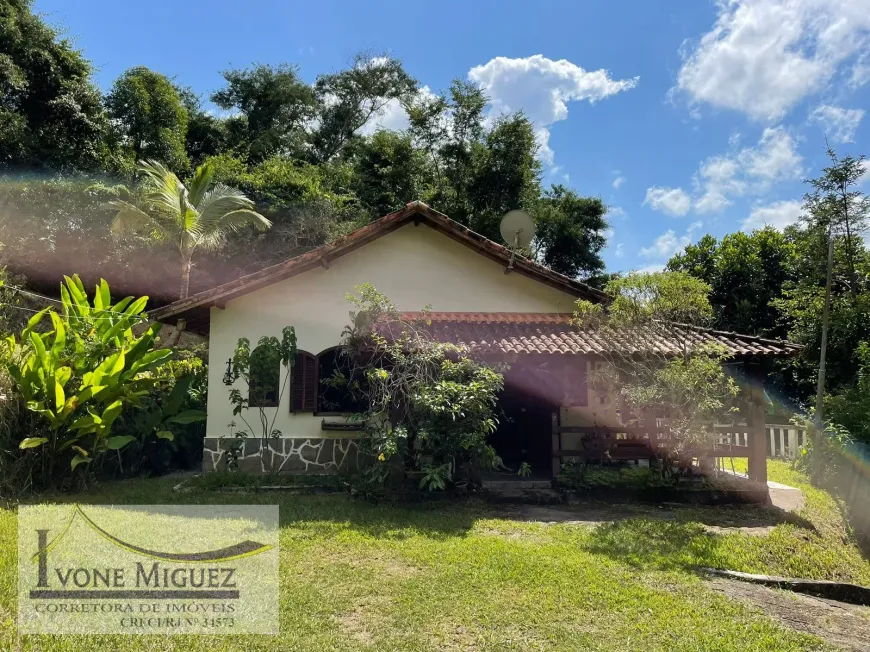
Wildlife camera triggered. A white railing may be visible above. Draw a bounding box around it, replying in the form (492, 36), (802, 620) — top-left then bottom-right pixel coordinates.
(715, 424), (807, 460)
(766, 424), (807, 460)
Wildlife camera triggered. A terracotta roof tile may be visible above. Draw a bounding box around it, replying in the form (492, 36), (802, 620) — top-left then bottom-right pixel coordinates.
(393, 312), (800, 358)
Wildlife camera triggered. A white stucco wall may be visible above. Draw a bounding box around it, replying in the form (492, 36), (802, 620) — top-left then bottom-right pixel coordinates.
(206, 223), (579, 439)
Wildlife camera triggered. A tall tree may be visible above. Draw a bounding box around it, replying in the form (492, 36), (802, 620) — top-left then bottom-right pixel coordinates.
(107, 160), (271, 298)
(105, 67), (190, 172)
(533, 185), (608, 279)
(350, 130), (430, 218)
(178, 87), (226, 166)
(211, 63), (317, 162)
(800, 146), (869, 300)
(0, 0), (111, 171)
(668, 228), (794, 337)
(309, 54), (417, 163)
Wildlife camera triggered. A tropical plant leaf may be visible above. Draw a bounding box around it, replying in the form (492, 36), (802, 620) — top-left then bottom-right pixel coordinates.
(19, 437), (48, 449)
(156, 430), (175, 441)
(22, 307), (49, 339)
(106, 435), (136, 450)
(100, 399), (124, 426)
(167, 409), (207, 424)
(165, 374), (194, 415)
(53, 380), (65, 411)
(70, 454), (91, 470)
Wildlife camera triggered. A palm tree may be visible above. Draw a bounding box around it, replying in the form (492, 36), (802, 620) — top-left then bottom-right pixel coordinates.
(108, 160), (272, 299)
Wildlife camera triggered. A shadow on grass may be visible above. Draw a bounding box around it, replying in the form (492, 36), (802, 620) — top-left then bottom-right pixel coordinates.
(2, 477), (817, 545)
(580, 504), (818, 574)
(6, 479), (486, 540)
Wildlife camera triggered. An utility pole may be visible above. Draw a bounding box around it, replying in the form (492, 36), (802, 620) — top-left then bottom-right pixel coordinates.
(813, 225), (835, 483)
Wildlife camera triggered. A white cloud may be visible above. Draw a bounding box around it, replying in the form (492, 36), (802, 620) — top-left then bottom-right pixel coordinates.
(614, 243), (625, 258)
(468, 55), (638, 166)
(643, 187), (692, 217)
(645, 126), (803, 217)
(809, 104), (865, 142)
(640, 222), (703, 261)
(741, 199), (803, 231)
(694, 126), (803, 213)
(613, 174), (626, 189)
(535, 127), (555, 166)
(676, 0), (870, 121)
(641, 230), (683, 259)
(608, 205), (627, 219)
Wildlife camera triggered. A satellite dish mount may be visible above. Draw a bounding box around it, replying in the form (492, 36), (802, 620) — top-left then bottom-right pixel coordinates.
(499, 210), (535, 275)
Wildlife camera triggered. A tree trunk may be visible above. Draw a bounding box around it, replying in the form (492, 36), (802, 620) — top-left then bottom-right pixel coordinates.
(842, 189), (858, 301)
(813, 226), (835, 485)
(179, 256), (192, 299)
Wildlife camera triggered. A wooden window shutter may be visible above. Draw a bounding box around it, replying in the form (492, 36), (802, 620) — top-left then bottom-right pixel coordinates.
(291, 351), (317, 413)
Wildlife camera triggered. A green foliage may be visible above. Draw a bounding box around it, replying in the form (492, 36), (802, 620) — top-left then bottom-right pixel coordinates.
(349, 130), (431, 218)
(338, 285), (504, 492)
(575, 271), (739, 459)
(0, 275), (172, 492)
(309, 54), (417, 163)
(0, 0), (112, 171)
(222, 327), (297, 471)
(0, 33), (612, 300)
(105, 67), (190, 173)
(211, 63), (317, 162)
(557, 461), (677, 490)
(597, 270), (714, 328)
(112, 349), (207, 476)
(533, 185), (608, 279)
(824, 342), (870, 444)
(107, 159), (271, 298)
(668, 228), (795, 337)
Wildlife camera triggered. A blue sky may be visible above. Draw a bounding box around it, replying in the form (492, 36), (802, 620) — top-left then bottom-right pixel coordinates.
(36, 0), (870, 273)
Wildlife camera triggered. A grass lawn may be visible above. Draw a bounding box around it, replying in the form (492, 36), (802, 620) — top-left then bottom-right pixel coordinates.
(1, 460), (868, 651)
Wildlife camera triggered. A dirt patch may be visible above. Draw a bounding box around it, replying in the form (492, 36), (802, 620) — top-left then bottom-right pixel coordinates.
(708, 577), (870, 651)
(322, 549), (422, 579)
(334, 601), (379, 646)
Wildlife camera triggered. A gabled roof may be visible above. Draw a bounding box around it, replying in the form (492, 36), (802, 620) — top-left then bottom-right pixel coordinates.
(150, 201), (610, 334)
(393, 312), (802, 358)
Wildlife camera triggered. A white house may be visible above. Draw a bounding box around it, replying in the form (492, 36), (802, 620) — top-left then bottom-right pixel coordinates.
(152, 202), (796, 480)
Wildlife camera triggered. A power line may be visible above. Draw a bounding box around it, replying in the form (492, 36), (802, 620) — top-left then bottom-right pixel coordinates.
(1, 301), (148, 324)
(3, 286), (149, 322)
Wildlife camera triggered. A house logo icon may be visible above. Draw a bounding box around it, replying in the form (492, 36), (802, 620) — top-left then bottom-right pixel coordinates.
(29, 505), (273, 600)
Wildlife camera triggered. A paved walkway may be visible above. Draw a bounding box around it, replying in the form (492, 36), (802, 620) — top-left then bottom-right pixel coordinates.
(722, 469), (806, 512)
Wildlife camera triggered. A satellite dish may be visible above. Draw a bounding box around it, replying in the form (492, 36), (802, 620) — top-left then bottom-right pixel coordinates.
(500, 210), (535, 249)
(499, 210), (535, 274)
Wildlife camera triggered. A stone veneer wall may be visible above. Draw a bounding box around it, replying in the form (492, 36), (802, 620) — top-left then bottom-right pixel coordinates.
(203, 437), (364, 474)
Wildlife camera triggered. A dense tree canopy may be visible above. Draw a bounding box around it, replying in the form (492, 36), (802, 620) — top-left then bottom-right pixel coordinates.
(0, 0), (111, 170)
(0, 1), (612, 301)
(667, 147), (870, 440)
(105, 67), (190, 172)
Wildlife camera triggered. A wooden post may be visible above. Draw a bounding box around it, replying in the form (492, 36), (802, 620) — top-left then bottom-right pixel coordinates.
(746, 363), (768, 486)
(551, 411), (561, 477)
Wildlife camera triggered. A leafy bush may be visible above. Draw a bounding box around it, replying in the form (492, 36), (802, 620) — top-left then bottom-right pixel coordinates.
(825, 341), (870, 445)
(0, 275), (177, 494)
(222, 327), (297, 472)
(556, 461), (677, 491)
(334, 285), (504, 492)
(112, 347), (207, 477)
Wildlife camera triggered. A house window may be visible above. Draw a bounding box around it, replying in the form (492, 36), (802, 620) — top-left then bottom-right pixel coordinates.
(291, 351), (318, 413)
(317, 347), (366, 414)
(249, 345), (280, 407)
